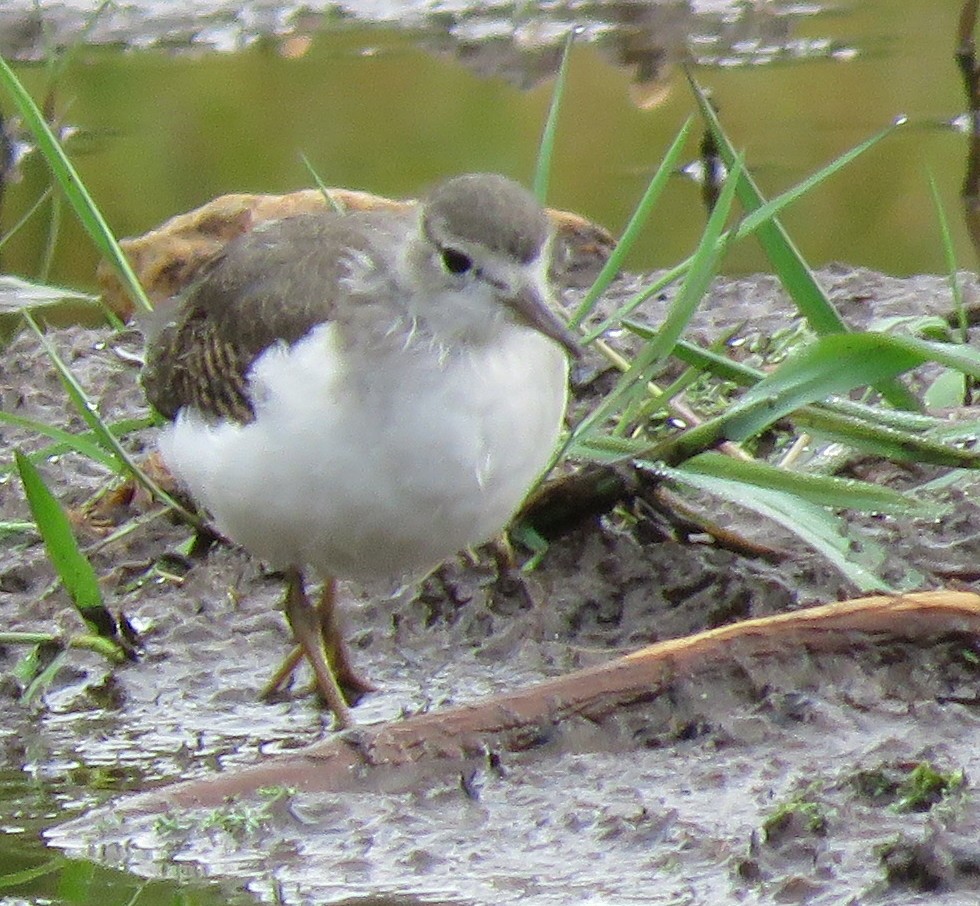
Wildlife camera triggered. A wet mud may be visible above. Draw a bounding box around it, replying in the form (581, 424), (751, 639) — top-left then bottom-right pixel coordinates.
(3, 267), (980, 904)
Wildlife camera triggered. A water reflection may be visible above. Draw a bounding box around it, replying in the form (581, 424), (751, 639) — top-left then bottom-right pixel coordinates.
(0, 1), (972, 296)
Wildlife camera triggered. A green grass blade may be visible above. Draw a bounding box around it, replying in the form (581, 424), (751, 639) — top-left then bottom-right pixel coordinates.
(23, 312), (202, 526)
(39, 189), (62, 284)
(889, 332), (980, 375)
(0, 630), (123, 654)
(0, 520), (35, 539)
(583, 120), (900, 345)
(299, 152), (345, 213)
(583, 266), (685, 344)
(0, 856), (65, 889)
(0, 52), (152, 313)
(633, 322), (957, 433)
(650, 332), (980, 465)
(571, 154), (744, 442)
(565, 433), (650, 462)
(929, 170), (967, 343)
(21, 647), (70, 704)
(25, 313), (127, 468)
(679, 451), (942, 517)
(623, 327), (980, 468)
(0, 275), (98, 312)
(41, 0), (113, 90)
(685, 70), (917, 411)
(658, 462), (897, 592)
(686, 69), (846, 335)
(0, 186), (53, 253)
(734, 120), (906, 251)
(14, 450), (114, 634)
(720, 333), (927, 441)
(0, 409), (121, 469)
(569, 117), (694, 328)
(794, 406), (980, 468)
(533, 30), (574, 203)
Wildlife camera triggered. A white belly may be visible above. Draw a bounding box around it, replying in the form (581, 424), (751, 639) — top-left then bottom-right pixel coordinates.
(159, 321), (568, 581)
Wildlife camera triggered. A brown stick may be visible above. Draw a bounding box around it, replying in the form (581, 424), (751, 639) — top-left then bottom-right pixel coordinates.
(123, 590), (980, 814)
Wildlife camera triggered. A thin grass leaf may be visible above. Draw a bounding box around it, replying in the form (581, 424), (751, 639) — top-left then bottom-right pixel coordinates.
(886, 332), (980, 375)
(0, 411), (155, 474)
(0, 52), (152, 313)
(570, 154), (745, 443)
(533, 29), (574, 203)
(583, 118), (900, 345)
(583, 266), (684, 345)
(23, 311), (201, 526)
(14, 449), (114, 636)
(793, 406), (980, 469)
(39, 188), (61, 284)
(300, 152), (345, 214)
(11, 641), (41, 684)
(508, 521), (550, 572)
(929, 170), (967, 343)
(621, 325), (980, 468)
(40, 0), (113, 90)
(0, 186), (53, 252)
(639, 324), (954, 434)
(20, 647), (69, 703)
(686, 70), (846, 336)
(926, 415), (980, 443)
(685, 70), (917, 411)
(0, 520), (35, 539)
(678, 451), (942, 517)
(720, 333), (927, 441)
(0, 856), (64, 889)
(924, 369), (967, 410)
(656, 463), (896, 592)
(0, 275), (97, 312)
(734, 120), (905, 257)
(867, 314), (952, 342)
(566, 433), (650, 462)
(648, 332), (980, 465)
(26, 313), (126, 467)
(0, 409), (120, 469)
(569, 118), (694, 328)
(0, 631), (127, 661)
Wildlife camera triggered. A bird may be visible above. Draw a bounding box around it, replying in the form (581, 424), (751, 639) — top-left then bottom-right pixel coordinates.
(140, 173), (580, 728)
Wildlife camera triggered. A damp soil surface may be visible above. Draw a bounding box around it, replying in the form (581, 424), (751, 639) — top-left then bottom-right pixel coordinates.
(4, 267), (980, 904)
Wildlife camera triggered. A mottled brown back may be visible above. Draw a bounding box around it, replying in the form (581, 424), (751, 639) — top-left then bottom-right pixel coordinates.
(141, 209), (408, 423)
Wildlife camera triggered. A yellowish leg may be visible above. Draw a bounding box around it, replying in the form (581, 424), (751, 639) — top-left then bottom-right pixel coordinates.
(262, 568), (352, 728)
(260, 643), (303, 697)
(315, 579), (377, 696)
(260, 575), (375, 711)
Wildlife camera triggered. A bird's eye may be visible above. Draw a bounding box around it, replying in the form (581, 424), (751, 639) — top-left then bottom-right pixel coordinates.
(441, 247), (473, 275)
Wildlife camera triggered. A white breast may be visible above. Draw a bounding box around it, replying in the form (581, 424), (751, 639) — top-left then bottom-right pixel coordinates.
(159, 321), (568, 581)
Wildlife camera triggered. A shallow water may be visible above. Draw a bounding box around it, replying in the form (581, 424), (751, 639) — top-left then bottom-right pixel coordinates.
(6, 267), (980, 904)
(3, 2), (980, 904)
(0, 0), (971, 292)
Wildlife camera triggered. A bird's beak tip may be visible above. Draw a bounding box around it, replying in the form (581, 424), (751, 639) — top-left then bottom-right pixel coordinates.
(512, 283), (582, 359)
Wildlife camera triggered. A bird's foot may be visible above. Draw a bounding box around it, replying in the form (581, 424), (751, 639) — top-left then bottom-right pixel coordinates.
(260, 641), (376, 705)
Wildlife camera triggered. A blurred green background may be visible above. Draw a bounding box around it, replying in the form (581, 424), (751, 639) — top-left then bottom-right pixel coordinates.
(0, 0), (969, 292)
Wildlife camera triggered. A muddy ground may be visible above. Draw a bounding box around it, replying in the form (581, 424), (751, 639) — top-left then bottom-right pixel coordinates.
(4, 267), (980, 904)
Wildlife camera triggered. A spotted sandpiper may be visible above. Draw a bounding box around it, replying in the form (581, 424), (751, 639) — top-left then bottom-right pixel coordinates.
(141, 173), (579, 728)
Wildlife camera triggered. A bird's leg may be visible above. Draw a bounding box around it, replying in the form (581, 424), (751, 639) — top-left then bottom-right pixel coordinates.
(488, 535), (535, 608)
(485, 535), (546, 643)
(260, 644), (303, 697)
(260, 576), (376, 707)
(316, 578), (377, 697)
(265, 568), (352, 728)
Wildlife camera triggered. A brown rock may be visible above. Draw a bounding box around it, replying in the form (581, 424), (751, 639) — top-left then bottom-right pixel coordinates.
(97, 187), (616, 321)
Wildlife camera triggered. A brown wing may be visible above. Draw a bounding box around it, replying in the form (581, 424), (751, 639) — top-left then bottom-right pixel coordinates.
(141, 210), (407, 424)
